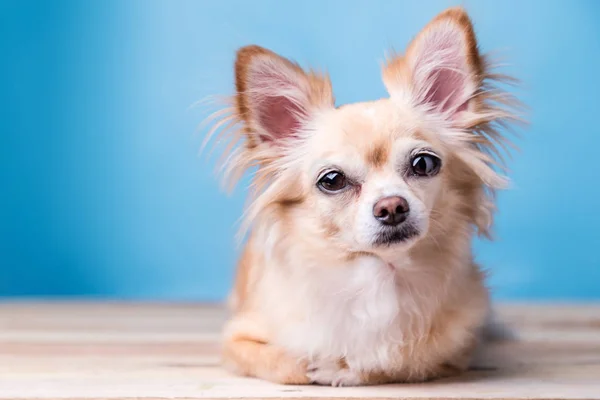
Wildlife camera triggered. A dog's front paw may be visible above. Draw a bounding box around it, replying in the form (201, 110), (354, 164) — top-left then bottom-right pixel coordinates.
(307, 359), (362, 387)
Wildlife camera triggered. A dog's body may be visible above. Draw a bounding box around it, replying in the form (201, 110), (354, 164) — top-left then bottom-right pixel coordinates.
(206, 7), (519, 386)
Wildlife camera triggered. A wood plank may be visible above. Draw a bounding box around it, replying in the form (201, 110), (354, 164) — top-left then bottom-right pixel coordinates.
(0, 303), (598, 399)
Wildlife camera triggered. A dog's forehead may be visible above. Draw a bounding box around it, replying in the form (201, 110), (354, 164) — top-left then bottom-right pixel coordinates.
(314, 99), (416, 168)
(336, 99), (394, 130)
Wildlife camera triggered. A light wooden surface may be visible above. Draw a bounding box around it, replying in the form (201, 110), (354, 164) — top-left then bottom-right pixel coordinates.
(0, 303), (599, 399)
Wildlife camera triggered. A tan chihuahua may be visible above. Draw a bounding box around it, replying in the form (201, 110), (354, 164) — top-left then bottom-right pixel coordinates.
(205, 7), (520, 386)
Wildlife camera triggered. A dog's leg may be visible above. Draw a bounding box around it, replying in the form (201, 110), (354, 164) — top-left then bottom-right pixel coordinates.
(222, 336), (309, 384)
(222, 316), (309, 385)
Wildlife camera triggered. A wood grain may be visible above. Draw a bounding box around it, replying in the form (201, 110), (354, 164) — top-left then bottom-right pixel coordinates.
(0, 302), (598, 399)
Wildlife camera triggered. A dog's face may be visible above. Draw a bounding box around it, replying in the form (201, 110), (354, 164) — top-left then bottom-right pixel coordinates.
(212, 8), (514, 260)
(303, 100), (445, 252)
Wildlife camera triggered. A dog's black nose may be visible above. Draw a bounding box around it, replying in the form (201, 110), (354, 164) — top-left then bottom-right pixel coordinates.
(373, 196), (410, 226)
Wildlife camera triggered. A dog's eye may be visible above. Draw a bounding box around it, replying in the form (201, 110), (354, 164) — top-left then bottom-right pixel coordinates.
(411, 154), (441, 177)
(317, 171), (348, 193)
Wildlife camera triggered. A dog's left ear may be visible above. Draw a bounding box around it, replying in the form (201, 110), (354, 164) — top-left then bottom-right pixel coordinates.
(383, 7), (483, 125)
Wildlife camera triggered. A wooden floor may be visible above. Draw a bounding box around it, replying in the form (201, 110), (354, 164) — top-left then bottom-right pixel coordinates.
(0, 303), (599, 399)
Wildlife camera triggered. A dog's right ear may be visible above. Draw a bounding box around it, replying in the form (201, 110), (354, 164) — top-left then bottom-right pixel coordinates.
(234, 46), (334, 149)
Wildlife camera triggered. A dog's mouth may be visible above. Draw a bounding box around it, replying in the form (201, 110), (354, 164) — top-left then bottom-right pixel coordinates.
(373, 224), (420, 247)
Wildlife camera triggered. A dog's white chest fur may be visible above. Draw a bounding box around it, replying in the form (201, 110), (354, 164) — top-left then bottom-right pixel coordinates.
(266, 255), (408, 370)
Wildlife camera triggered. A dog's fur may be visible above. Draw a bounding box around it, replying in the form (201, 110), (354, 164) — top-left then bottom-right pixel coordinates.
(204, 7), (520, 386)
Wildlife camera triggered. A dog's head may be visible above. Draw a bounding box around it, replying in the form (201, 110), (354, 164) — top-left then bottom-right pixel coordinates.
(207, 8), (518, 260)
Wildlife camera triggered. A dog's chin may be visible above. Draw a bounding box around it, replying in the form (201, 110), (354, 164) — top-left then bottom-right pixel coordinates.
(372, 224), (421, 248)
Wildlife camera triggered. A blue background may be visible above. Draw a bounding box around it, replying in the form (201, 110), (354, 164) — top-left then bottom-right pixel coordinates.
(1, 0), (599, 301)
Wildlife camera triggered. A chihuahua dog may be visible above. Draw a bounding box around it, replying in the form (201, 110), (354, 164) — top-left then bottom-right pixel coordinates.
(205, 7), (519, 386)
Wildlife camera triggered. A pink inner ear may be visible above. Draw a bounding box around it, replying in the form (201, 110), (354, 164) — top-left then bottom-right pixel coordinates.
(423, 68), (469, 113)
(247, 60), (309, 143)
(413, 28), (472, 115)
(257, 96), (304, 142)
